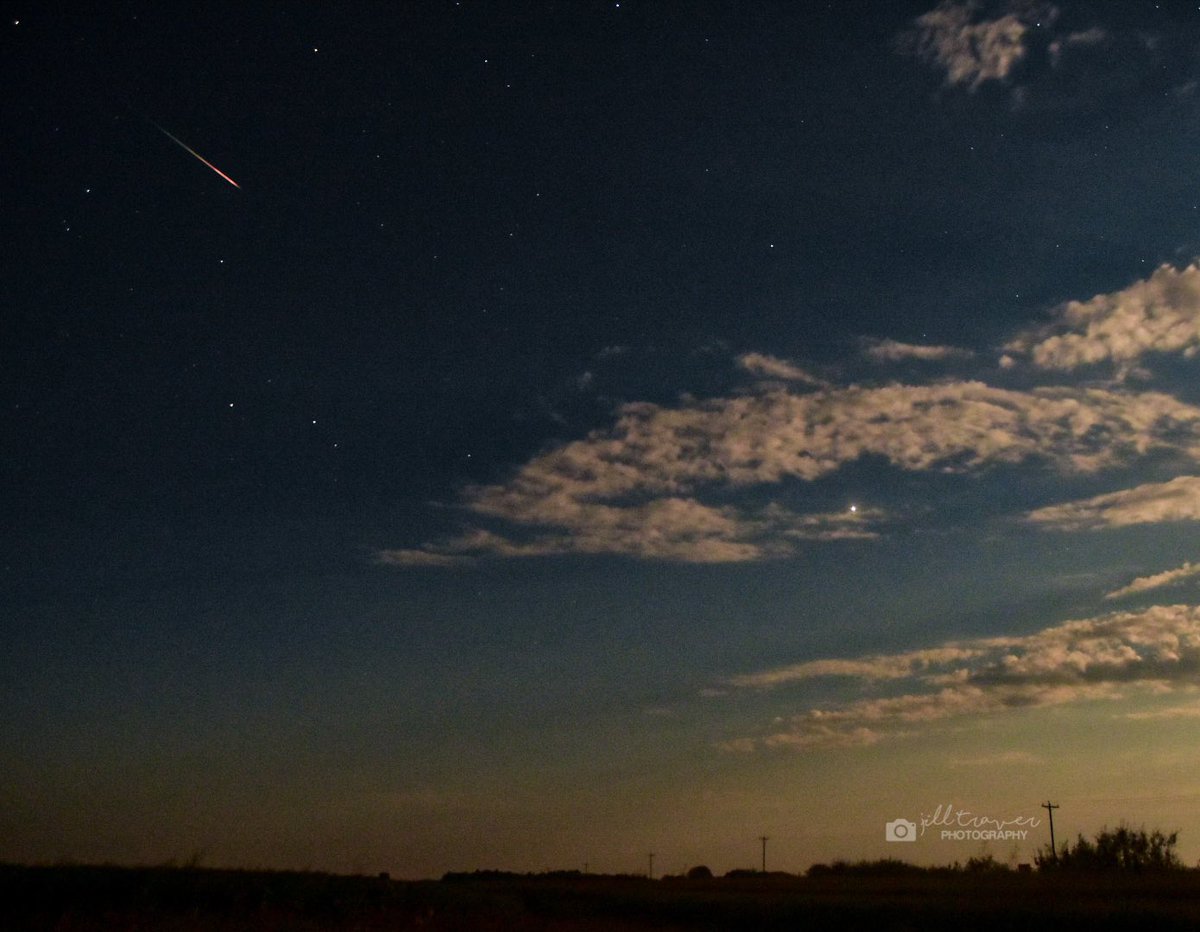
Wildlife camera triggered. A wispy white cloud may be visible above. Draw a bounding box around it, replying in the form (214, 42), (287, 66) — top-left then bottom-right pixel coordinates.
(900, 1), (1050, 91)
(1005, 263), (1200, 377)
(385, 377), (1200, 565)
(1122, 701), (1200, 721)
(465, 499), (774, 564)
(728, 646), (983, 689)
(1048, 26), (1108, 66)
(948, 749), (1043, 767)
(1027, 476), (1200, 532)
(771, 503), (884, 542)
(728, 683), (1125, 753)
(725, 603), (1200, 751)
(470, 382), (1200, 504)
(376, 549), (472, 568)
(1064, 26), (1107, 46)
(596, 345), (629, 359)
(861, 338), (974, 363)
(736, 352), (828, 386)
(387, 502), (880, 566)
(1107, 561), (1200, 600)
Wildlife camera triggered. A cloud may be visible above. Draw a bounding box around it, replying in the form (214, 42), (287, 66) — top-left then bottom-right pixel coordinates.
(900, 1), (1048, 91)
(376, 549), (472, 568)
(392, 503), (880, 566)
(1005, 263), (1200, 377)
(471, 381), (1200, 501)
(728, 683), (1126, 753)
(1027, 476), (1200, 532)
(770, 503), (885, 542)
(861, 338), (975, 363)
(385, 379), (1200, 565)
(471, 498), (773, 564)
(752, 725), (892, 752)
(948, 750), (1042, 767)
(1122, 701), (1200, 721)
(1064, 26), (1107, 47)
(1048, 26), (1108, 67)
(728, 646), (984, 689)
(1107, 561), (1200, 601)
(726, 603), (1200, 751)
(736, 352), (828, 386)
(596, 345), (629, 359)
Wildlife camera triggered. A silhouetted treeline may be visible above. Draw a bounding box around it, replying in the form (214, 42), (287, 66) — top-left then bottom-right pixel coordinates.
(442, 868), (641, 882)
(808, 858), (928, 877)
(10, 859), (1200, 930)
(806, 855), (1012, 877)
(0, 862), (406, 928)
(1037, 825), (1182, 872)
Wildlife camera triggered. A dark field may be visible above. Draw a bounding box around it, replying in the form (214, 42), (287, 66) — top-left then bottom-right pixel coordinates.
(10, 863), (1200, 930)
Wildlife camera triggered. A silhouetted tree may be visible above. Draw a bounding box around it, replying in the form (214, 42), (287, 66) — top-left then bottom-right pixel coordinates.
(1036, 824), (1181, 872)
(806, 859), (927, 877)
(686, 865), (713, 880)
(961, 855), (1009, 873)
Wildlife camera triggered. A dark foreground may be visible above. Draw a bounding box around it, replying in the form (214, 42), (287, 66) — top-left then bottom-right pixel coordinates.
(9, 863), (1200, 930)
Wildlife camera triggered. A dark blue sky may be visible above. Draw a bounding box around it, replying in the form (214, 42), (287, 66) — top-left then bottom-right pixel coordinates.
(8, 2), (1200, 876)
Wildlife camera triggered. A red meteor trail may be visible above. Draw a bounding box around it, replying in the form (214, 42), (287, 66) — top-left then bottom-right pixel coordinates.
(150, 121), (240, 189)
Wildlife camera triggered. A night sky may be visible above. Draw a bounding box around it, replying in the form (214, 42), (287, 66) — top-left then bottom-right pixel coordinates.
(8, 1), (1200, 877)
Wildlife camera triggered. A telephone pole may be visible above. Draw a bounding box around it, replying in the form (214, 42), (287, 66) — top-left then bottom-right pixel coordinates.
(648, 852), (655, 879)
(759, 836), (769, 874)
(1042, 801), (1060, 863)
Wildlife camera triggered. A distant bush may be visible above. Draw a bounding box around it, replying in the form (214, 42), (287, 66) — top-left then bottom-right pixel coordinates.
(1036, 824), (1182, 872)
(442, 869), (523, 882)
(807, 859), (927, 877)
(960, 855), (1010, 873)
(714, 867), (796, 880)
(686, 865), (713, 880)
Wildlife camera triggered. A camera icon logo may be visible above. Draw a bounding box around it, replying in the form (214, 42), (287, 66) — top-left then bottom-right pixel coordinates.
(885, 818), (918, 842)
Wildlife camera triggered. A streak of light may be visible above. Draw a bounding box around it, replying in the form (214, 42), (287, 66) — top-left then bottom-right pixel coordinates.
(150, 120), (240, 189)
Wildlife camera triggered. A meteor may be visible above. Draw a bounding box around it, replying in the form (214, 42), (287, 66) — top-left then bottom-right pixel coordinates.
(150, 120), (240, 189)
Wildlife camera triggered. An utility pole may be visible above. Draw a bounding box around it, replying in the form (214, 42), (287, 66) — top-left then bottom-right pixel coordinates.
(648, 852), (655, 879)
(759, 836), (769, 874)
(1042, 801), (1060, 863)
